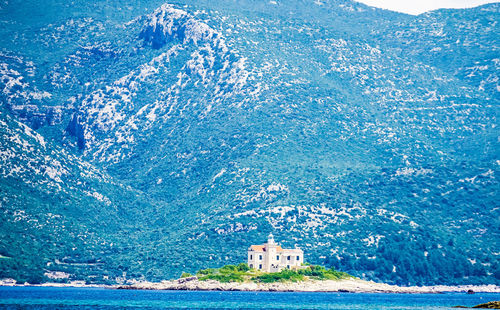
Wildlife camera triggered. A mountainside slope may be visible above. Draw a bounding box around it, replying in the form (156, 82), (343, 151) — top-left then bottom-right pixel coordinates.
(0, 0), (498, 285)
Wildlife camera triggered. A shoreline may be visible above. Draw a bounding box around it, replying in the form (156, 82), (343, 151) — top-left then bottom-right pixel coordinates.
(1, 278), (499, 294)
(117, 278), (500, 294)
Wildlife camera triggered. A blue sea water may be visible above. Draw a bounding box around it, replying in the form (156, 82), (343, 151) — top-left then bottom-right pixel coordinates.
(0, 287), (498, 309)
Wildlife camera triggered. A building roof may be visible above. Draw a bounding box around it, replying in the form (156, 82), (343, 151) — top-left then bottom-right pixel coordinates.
(250, 245), (265, 252)
(249, 244), (285, 252)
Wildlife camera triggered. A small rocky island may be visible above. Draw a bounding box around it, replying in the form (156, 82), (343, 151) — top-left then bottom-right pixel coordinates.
(454, 301), (500, 309)
(118, 263), (381, 292)
(118, 263), (500, 294)
(118, 234), (500, 294)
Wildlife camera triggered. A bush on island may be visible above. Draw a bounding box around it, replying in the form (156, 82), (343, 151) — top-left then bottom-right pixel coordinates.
(197, 268), (216, 275)
(252, 269), (305, 283)
(194, 263), (351, 283)
(237, 263), (250, 272)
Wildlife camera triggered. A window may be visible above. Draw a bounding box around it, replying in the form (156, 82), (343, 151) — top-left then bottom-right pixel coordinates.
(287, 265), (290, 269)
(259, 264), (262, 269)
(296, 256), (300, 260)
(259, 255), (262, 260)
(287, 256), (290, 261)
(276, 255), (279, 260)
(250, 264), (253, 268)
(250, 255), (253, 260)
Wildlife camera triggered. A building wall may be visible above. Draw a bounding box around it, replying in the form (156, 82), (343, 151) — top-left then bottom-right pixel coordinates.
(280, 250), (303, 269)
(266, 244), (277, 272)
(248, 234), (304, 273)
(248, 249), (304, 272)
(247, 251), (265, 270)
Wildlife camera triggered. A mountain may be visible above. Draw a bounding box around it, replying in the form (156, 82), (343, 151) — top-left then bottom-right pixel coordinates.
(0, 0), (498, 285)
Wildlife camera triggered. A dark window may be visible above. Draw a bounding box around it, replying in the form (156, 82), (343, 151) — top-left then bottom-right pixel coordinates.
(259, 255), (262, 260)
(250, 264), (253, 268)
(259, 264), (262, 269)
(287, 265), (290, 269)
(250, 255), (253, 260)
(276, 255), (279, 260)
(287, 256), (290, 261)
(296, 256), (300, 260)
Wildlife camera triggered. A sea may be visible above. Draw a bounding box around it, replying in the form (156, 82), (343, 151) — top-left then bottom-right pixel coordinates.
(0, 287), (499, 309)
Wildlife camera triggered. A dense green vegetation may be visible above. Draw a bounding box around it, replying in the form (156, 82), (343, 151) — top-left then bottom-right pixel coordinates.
(0, 0), (498, 287)
(252, 269), (305, 283)
(253, 265), (351, 283)
(193, 264), (352, 283)
(196, 264), (249, 283)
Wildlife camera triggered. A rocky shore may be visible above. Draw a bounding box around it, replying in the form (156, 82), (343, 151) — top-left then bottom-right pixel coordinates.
(2, 277), (499, 294)
(118, 277), (500, 294)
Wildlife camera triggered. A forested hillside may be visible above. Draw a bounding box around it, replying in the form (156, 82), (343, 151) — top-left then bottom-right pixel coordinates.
(0, 0), (498, 285)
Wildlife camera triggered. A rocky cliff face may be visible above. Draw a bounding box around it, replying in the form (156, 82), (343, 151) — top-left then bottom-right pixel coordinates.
(9, 105), (64, 129)
(0, 0), (498, 285)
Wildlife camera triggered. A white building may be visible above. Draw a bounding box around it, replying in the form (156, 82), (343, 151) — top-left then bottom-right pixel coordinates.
(247, 233), (304, 272)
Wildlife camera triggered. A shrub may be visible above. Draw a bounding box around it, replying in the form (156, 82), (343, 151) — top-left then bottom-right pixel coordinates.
(197, 265), (246, 283)
(194, 264), (351, 284)
(197, 268), (216, 276)
(298, 266), (351, 280)
(180, 272), (192, 278)
(237, 263), (250, 272)
(219, 265), (238, 273)
(253, 269), (305, 283)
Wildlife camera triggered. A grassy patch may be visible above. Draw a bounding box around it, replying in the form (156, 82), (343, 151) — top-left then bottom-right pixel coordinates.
(196, 264), (250, 283)
(252, 269), (305, 283)
(192, 263), (352, 283)
(297, 265), (351, 280)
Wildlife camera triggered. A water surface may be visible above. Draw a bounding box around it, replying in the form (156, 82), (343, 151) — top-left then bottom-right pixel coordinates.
(0, 286), (498, 309)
